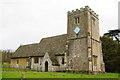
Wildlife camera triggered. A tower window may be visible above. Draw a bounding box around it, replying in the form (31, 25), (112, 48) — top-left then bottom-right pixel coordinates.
(75, 18), (77, 24)
(75, 17), (80, 24)
(77, 17), (79, 23)
(93, 56), (97, 66)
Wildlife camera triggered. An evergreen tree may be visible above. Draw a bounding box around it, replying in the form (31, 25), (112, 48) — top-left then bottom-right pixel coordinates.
(101, 36), (120, 73)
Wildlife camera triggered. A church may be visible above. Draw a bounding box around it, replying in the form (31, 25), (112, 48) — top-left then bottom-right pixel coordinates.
(11, 6), (105, 74)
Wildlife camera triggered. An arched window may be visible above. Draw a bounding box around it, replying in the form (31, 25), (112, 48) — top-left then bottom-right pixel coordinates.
(62, 57), (64, 64)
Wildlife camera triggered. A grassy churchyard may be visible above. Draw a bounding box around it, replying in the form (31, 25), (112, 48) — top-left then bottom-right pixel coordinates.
(2, 71), (119, 78)
(2, 63), (119, 78)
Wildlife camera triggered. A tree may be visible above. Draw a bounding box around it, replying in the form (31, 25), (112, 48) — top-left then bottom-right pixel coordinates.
(0, 50), (13, 63)
(104, 29), (120, 42)
(101, 36), (120, 73)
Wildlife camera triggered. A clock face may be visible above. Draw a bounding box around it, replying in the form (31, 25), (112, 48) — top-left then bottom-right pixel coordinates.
(74, 26), (80, 34)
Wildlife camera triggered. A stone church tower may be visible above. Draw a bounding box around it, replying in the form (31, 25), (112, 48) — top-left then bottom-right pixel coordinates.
(66, 6), (105, 74)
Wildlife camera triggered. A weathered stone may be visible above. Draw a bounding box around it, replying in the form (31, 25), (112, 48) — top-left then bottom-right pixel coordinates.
(67, 6), (105, 73)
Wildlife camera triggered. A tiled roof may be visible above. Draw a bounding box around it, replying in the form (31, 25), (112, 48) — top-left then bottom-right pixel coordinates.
(12, 34), (67, 66)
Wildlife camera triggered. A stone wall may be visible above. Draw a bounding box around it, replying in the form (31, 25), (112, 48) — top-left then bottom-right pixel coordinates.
(11, 58), (28, 68)
(67, 38), (89, 72)
(11, 59), (18, 67)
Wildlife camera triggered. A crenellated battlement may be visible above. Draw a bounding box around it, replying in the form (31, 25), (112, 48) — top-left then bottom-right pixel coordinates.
(67, 6), (98, 18)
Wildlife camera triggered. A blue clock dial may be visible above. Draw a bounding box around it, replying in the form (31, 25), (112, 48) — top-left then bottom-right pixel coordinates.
(74, 26), (80, 34)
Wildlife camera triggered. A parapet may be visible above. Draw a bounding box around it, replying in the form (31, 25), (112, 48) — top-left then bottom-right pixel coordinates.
(67, 6), (98, 18)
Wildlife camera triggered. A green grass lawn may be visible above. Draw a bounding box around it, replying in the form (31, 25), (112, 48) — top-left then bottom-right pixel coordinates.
(2, 63), (119, 78)
(2, 71), (119, 78)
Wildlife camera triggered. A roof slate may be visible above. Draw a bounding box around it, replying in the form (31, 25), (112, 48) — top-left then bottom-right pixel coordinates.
(35, 34), (67, 56)
(12, 34), (67, 65)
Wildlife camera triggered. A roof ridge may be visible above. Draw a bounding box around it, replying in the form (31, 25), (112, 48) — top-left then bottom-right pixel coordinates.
(39, 34), (67, 43)
(41, 34), (67, 39)
(20, 43), (39, 47)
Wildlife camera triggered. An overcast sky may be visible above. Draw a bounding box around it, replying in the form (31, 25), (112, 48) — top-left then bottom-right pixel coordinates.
(0, 0), (119, 50)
